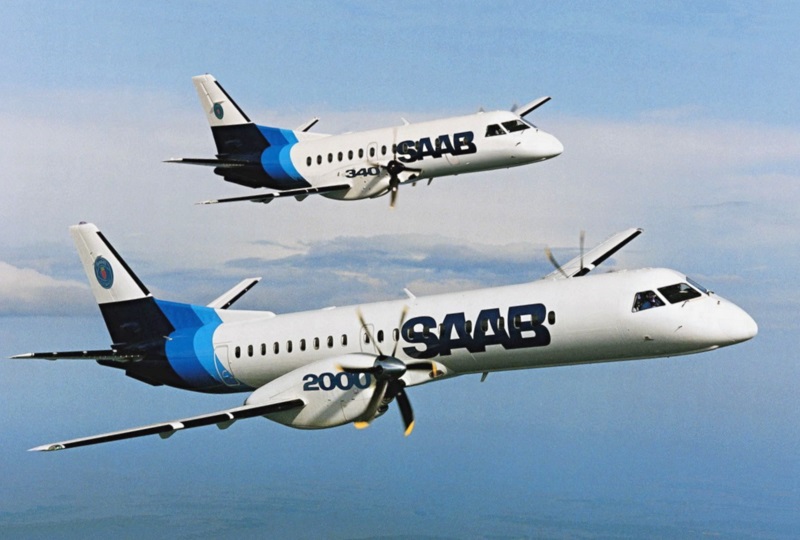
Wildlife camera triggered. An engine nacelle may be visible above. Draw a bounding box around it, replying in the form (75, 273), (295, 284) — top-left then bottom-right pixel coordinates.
(244, 354), (378, 429)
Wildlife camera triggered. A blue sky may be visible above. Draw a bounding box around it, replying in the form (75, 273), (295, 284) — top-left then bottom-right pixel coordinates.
(1, 1), (799, 537)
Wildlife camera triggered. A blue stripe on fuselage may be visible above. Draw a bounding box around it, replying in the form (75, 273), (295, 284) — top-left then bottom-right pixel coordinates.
(258, 126), (310, 187)
(156, 300), (249, 393)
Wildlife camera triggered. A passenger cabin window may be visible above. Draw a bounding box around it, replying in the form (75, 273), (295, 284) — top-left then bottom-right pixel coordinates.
(393, 328), (399, 341)
(327, 336), (334, 348)
(341, 334), (348, 346)
(658, 283), (702, 304)
(248, 345), (253, 357)
(485, 124), (505, 137)
(358, 148), (364, 158)
(306, 157), (312, 166)
(377, 330), (384, 343)
(313, 337), (320, 350)
(348, 150), (353, 160)
(632, 291), (665, 312)
(261, 343), (266, 356)
(300, 339), (306, 351)
(363, 332), (370, 344)
(286, 340), (293, 353)
(502, 119), (530, 133)
(316, 155), (322, 165)
(273, 342), (280, 354)
(235, 346), (241, 358)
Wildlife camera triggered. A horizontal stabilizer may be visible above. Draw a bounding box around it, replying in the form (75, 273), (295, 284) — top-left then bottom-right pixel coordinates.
(198, 183), (351, 205)
(514, 96), (552, 118)
(208, 278), (261, 309)
(543, 228), (643, 280)
(29, 398), (304, 452)
(10, 349), (141, 362)
(164, 158), (253, 167)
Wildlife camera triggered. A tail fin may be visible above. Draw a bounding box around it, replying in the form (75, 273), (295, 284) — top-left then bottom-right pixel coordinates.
(192, 73), (251, 128)
(192, 73), (269, 157)
(70, 222), (173, 348)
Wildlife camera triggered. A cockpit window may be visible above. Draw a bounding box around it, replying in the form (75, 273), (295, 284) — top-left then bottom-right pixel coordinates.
(686, 277), (710, 295)
(502, 119), (530, 133)
(632, 290), (665, 312)
(485, 124), (506, 137)
(658, 283), (702, 304)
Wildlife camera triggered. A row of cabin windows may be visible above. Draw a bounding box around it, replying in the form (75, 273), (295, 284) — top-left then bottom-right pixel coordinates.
(232, 312), (555, 358)
(235, 334), (348, 359)
(305, 145), (388, 167)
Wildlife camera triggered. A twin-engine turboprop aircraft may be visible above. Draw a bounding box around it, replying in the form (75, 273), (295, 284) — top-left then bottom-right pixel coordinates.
(14, 223), (756, 451)
(168, 74), (564, 207)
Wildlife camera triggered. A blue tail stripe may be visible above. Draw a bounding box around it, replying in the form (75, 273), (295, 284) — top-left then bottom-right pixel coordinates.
(258, 126), (305, 182)
(155, 300), (247, 391)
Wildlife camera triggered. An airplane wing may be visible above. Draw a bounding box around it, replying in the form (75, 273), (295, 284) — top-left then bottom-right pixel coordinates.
(197, 183), (351, 205)
(543, 228), (643, 280)
(29, 398), (304, 452)
(10, 349), (142, 362)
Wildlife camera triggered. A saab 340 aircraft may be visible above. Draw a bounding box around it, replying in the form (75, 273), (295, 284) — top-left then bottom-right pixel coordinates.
(167, 74), (564, 207)
(14, 223), (757, 451)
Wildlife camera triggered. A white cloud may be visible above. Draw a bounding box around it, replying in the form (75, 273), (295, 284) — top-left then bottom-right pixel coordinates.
(0, 261), (92, 316)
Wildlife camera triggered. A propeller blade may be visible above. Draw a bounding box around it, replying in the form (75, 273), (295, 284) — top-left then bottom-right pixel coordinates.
(390, 184), (398, 209)
(406, 361), (438, 378)
(356, 308), (383, 356)
(393, 385), (415, 436)
(545, 247), (568, 278)
(580, 229), (586, 273)
(390, 305), (409, 357)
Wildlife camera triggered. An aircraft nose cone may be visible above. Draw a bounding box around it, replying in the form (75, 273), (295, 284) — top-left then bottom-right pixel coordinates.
(532, 131), (564, 159)
(719, 300), (758, 344)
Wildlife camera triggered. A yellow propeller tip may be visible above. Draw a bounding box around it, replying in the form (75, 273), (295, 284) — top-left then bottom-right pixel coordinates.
(354, 421), (371, 430)
(404, 421), (415, 437)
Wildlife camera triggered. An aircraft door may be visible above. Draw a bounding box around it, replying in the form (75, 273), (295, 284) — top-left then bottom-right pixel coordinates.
(213, 345), (240, 387)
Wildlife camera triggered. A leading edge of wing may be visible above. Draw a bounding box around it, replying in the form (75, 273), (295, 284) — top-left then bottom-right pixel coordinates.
(29, 399), (304, 452)
(197, 183), (351, 205)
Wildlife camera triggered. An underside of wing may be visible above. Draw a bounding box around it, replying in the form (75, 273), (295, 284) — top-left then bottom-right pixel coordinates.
(543, 228), (643, 280)
(198, 183), (351, 205)
(29, 399), (305, 452)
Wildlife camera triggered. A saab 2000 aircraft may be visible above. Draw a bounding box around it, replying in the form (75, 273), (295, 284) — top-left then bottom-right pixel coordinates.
(167, 74), (564, 207)
(14, 223), (756, 451)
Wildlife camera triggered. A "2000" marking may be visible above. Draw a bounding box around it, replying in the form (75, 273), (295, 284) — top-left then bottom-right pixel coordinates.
(303, 372), (372, 391)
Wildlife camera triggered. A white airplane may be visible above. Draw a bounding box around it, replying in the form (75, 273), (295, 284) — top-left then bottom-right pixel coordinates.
(167, 74), (564, 207)
(14, 223), (756, 451)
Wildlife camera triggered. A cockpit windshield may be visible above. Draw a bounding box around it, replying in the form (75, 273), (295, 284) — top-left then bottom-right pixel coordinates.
(657, 283), (702, 304)
(686, 277), (710, 294)
(632, 290), (665, 312)
(486, 119), (534, 138)
(502, 119), (530, 133)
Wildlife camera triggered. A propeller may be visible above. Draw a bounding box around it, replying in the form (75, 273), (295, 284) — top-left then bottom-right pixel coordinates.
(545, 229), (586, 278)
(369, 144), (422, 209)
(338, 307), (435, 435)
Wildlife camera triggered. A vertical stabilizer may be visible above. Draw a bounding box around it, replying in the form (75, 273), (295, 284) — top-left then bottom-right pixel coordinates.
(70, 222), (149, 305)
(193, 73), (251, 128)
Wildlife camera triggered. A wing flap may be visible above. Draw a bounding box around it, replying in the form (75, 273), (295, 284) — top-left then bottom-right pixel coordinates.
(197, 183), (351, 205)
(543, 228), (643, 280)
(29, 399), (305, 452)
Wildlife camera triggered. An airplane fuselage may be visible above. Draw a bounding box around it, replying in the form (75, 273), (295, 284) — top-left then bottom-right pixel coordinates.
(154, 268), (756, 395)
(282, 110), (564, 200)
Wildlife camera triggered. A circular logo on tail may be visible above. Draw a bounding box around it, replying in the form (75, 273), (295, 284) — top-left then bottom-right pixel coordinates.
(213, 103), (224, 120)
(94, 257), (114, 289)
